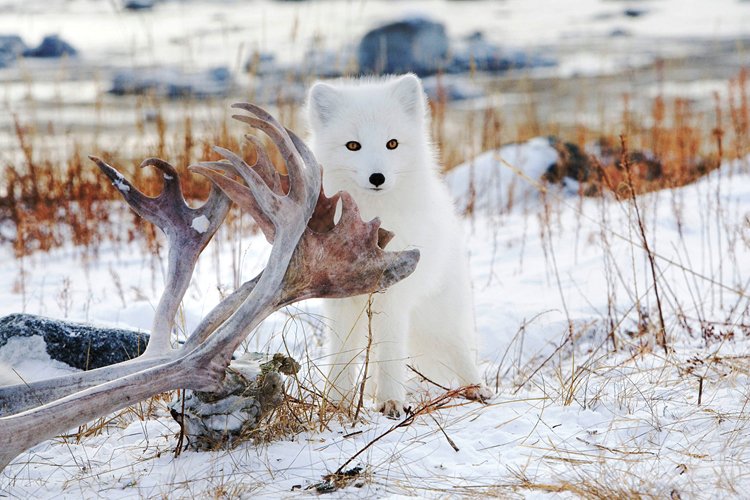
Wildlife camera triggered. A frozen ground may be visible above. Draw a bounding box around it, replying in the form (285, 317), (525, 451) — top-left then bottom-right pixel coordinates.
(0, 146), (749, 497)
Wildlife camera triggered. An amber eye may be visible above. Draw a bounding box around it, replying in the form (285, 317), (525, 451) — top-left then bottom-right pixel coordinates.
(346, 141), (361, 151)
(386, 139), (398, 150)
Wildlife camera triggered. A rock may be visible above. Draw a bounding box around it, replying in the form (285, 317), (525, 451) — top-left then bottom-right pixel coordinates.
(169, 353), (300, 450)
(0, 313), (149, 371)
(543, 139), (594, 186)
(358, 17), (449, 76)
(623, 8), (647, 18)
(0, 35), (27, 67)
(23, 35), (77, 58)
(110, 66), (233, 99)
(449, 32), (556, 74)
(123, 0), (156, 10)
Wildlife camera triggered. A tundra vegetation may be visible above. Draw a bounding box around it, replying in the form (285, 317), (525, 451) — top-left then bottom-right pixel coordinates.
(0, 61), (749, 497)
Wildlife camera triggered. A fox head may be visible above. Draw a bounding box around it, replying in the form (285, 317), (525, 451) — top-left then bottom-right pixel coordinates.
(306, 74), (433, 197)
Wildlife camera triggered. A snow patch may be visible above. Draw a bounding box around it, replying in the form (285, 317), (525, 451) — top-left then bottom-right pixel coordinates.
(0, 335), (79, 384)
(113, 173), (130, 192)
(191, 215), (210, 234)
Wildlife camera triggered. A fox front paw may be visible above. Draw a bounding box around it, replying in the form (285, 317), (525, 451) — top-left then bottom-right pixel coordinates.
(378, 399), (405, 419)
(464, 384), (494, 402)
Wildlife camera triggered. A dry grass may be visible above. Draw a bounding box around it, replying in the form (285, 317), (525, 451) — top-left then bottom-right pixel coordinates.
(2, 66), (750, 498)
(3, 69), (749, 257)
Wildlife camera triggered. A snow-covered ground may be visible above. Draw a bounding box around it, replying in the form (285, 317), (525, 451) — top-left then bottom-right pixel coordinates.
(1, 146), (749, 497)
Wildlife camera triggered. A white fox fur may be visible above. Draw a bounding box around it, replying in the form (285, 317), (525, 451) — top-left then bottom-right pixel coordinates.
(307, 74), (489, 416)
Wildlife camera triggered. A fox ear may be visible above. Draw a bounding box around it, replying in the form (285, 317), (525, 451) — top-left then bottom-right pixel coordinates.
(391, 73), (425, 118)
(308, 82), (339, 128)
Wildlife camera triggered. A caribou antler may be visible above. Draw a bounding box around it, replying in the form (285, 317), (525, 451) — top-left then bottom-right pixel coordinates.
(0, 103), (419, 471)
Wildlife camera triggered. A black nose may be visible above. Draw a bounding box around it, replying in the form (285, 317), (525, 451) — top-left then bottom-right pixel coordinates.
(369, 173), (385, 187)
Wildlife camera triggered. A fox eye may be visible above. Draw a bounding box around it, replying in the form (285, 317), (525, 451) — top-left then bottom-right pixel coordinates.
(346, 141), (361, 151)
(386, 139), (398, 150)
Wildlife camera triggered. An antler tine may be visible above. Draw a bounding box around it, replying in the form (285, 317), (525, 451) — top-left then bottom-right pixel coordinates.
(286, 128), (326, 210)
(230, 103), (313, 204)
(190, 165), (276, 242)
(210, 146), (281, 217)
(243, 134), (284, 195)
(139, 157), (185, 207)
(90, 156), (231, 356)
(90, 156), (160, 223)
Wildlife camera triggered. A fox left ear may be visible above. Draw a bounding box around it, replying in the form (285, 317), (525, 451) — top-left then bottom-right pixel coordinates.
(391, 73), (426, 119)
(308, 81), (340, 128)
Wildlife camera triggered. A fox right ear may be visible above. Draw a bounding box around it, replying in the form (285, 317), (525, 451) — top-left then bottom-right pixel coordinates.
(308, 82), (339, 128)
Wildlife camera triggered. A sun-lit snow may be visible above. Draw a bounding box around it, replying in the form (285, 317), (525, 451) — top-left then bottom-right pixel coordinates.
(1, 152), (748, 497)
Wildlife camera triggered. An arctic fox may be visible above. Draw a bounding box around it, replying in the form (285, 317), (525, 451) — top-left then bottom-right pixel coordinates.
(307, 74), (490, 416)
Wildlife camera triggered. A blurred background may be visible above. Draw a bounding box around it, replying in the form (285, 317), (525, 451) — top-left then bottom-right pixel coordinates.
(1, 0), (749, 252)
(1, 0), (749, 150)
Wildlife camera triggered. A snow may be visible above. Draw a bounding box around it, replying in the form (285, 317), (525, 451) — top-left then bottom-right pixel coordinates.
(0, 335), (77, 383)
(445, 137), (560, 213)
(1, 151), (749, 497)
(1, 0), (750, 495)
(191, 215), (210, 234)
(113, 172), (130, 193)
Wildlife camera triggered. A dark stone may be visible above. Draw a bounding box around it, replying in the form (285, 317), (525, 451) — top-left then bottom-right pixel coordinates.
(628, 151), (663, 180)
(624, 8), (647, 18)
(358, 17), (449, 76)
(592, 137), (664, 181)
(110, 66), (233, 99)
(23, 35), (77, 58)
(544, 138), (594, 185)
(123, 0), (156, 10)
(0, 313), (149, 371)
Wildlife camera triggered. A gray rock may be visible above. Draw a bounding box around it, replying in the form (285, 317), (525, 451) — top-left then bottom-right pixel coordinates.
(358, 17), (449, 76)
(110, 66), (233, 99)
(23, 35), (77, 58)
(123, 0), (156, 10)
(0, 313), (149, 371)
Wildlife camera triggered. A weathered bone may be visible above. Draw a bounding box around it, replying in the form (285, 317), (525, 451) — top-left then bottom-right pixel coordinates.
(93, 156), (232, 355)
(0, 103), (420, 471)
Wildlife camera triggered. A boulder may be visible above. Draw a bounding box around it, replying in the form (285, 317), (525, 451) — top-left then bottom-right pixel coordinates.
(110, 66), (233, 99)
(23, 34), (77, 58)
(123, 0), (156, 10)
(358, 17), (448, 75)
